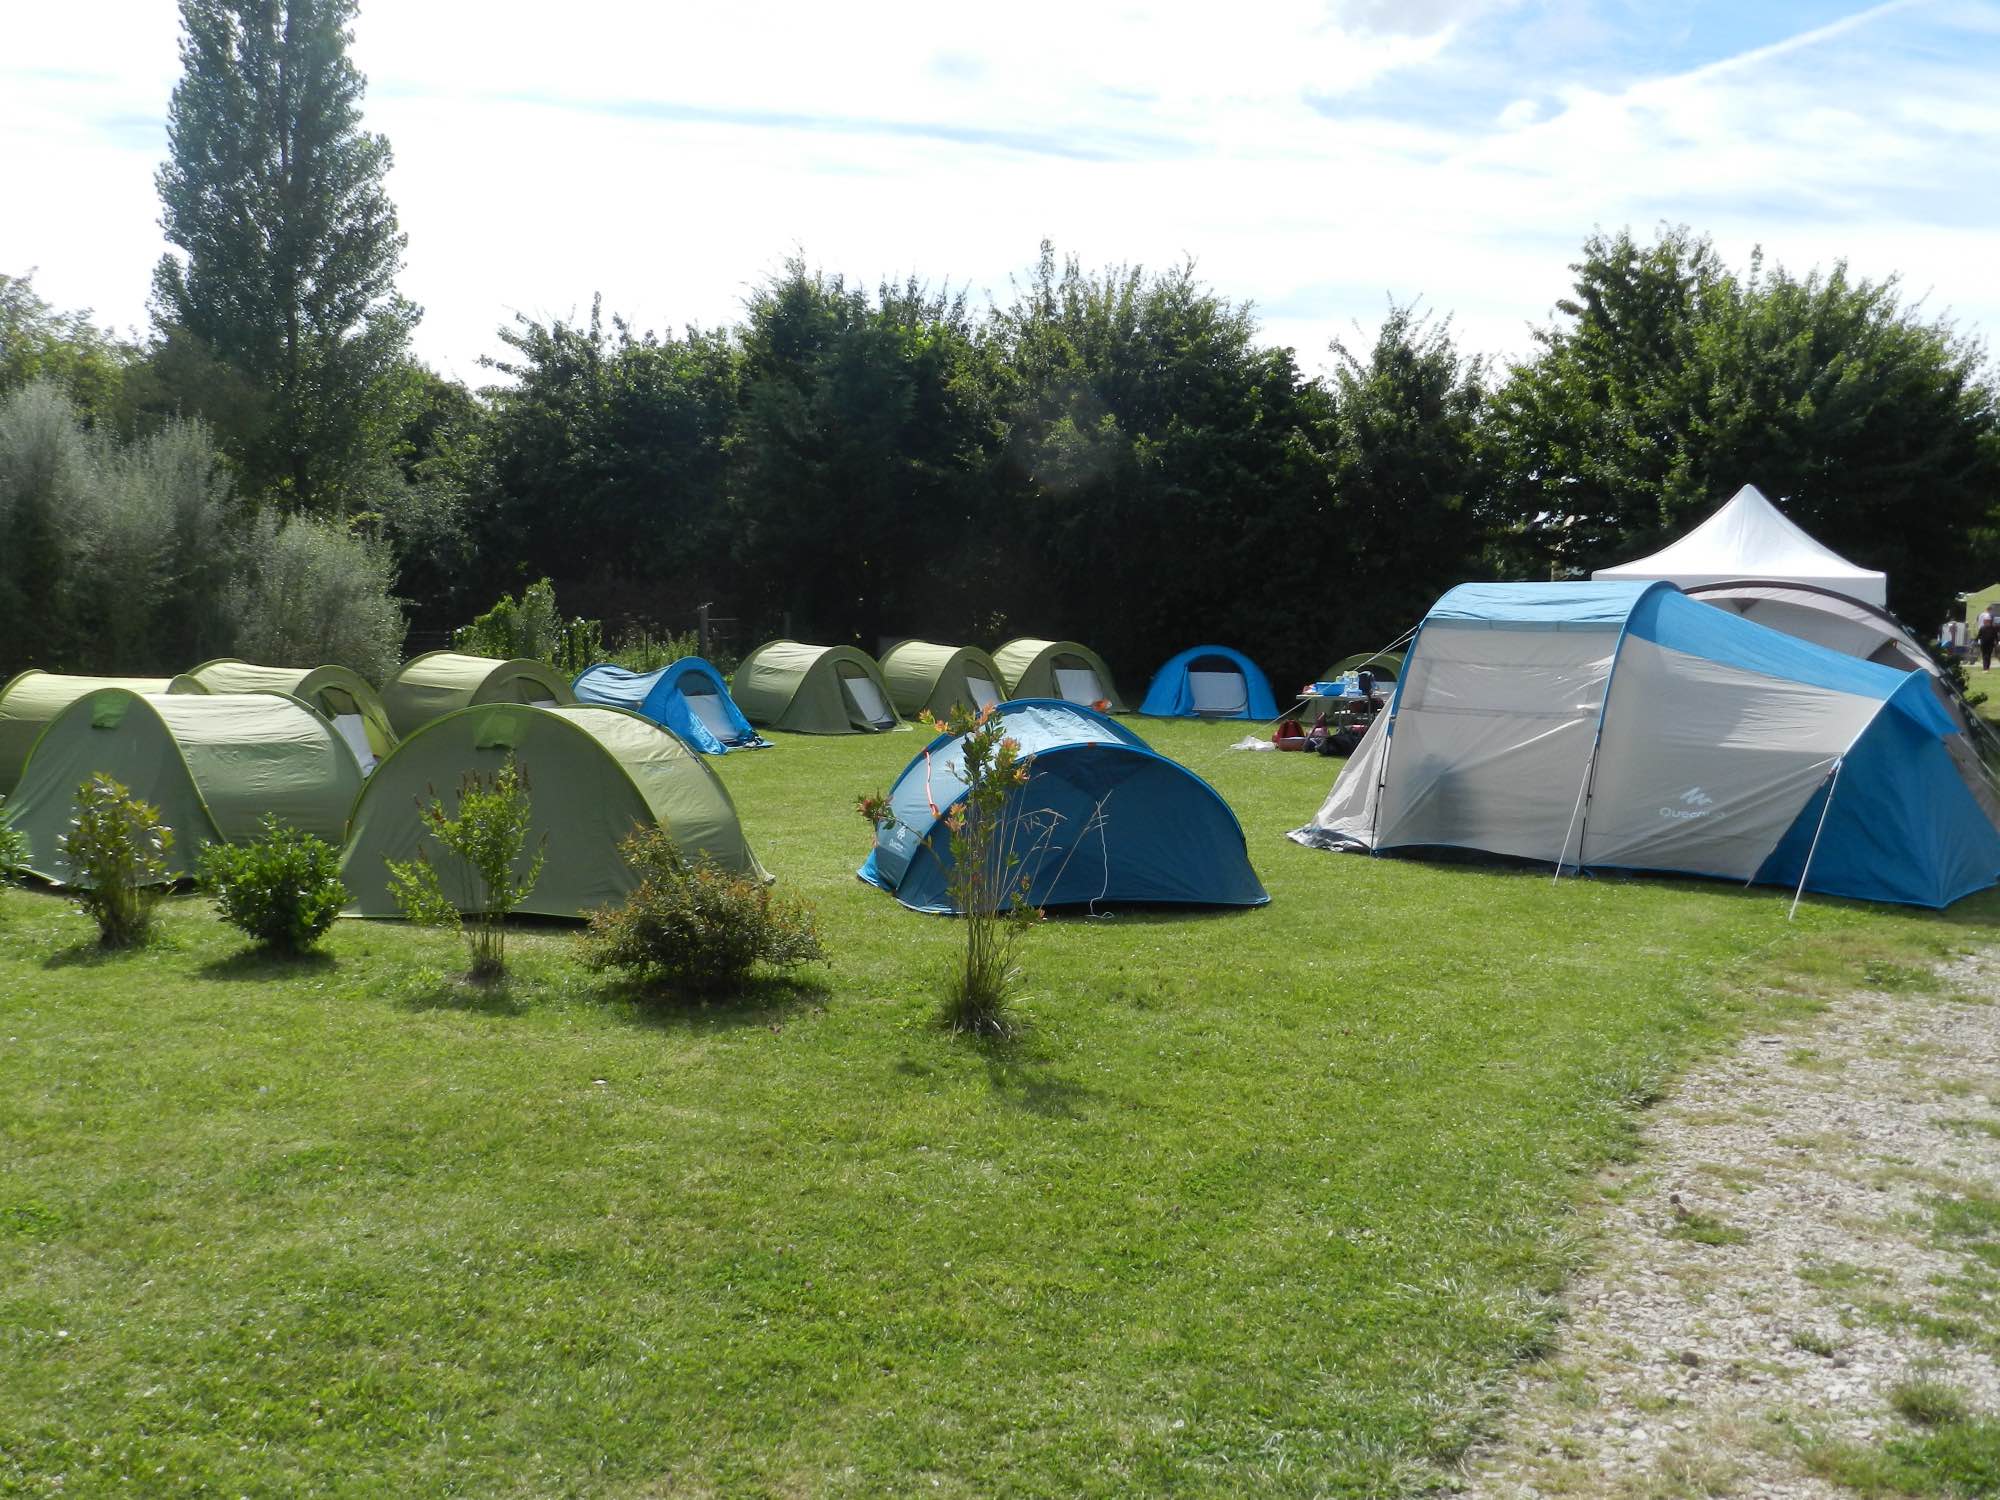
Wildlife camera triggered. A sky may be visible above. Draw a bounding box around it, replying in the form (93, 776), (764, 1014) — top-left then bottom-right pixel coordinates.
(4, 0), (1999, 384)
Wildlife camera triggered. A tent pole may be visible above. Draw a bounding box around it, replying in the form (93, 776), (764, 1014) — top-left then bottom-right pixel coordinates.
(1788, 758), (1845, 922)
(1553, 741), (1598, 882)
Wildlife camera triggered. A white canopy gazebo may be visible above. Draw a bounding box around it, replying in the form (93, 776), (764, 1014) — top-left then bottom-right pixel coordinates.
(1593, 484), (1887, 606)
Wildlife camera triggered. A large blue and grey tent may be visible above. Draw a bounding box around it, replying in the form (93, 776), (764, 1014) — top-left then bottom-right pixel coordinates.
(860, 700), (1270, 913)
(1139, 645), (1279, 720)
(1290, 581), (2000, 908)
(571, 659), (770, 755)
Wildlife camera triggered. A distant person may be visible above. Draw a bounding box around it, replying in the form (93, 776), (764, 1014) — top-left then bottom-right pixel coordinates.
(1981, 607), (1999, 671)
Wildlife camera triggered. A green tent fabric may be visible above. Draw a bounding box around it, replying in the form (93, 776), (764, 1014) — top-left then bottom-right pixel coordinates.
(380, 651), (574, 738)
(879, 641), (1006, 720)
(5, 690), (363, 884)
(992, 639), (1127, 712)
(732, 641), (901, 734)
(170, 659), (397, 769)
(0, 671), (174, 798)
(1965, 585), (2000, 634)
(1325, 650), (1404, 682)
(339, 703), (768, 919)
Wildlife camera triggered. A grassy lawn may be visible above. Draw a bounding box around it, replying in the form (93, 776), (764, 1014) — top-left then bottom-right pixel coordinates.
(3, 719), (1995, 1496)
(1967, 659), (2000, 723)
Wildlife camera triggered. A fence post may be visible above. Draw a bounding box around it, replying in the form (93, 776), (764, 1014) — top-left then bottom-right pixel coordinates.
(698, 602), (711, 659)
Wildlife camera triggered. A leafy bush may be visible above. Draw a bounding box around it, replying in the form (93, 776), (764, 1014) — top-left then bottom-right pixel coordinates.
(604, 625), (701, 674)
(385, 757), (544, 980)
(0, 380), (94, 670)
(0, 798), (29, 906)
(224, 510), (406, 684)
(454, 578), (603, 678)
(859, 705), (1046, 1037)
(0, 381), (241, 673)
(582, 827), (824, 996)
(196, 817), (347, 953)
(58, 774), (175, 947)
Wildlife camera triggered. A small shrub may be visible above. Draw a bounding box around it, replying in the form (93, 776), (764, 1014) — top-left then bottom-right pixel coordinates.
(0, 798), (29, 907)
(385, 756), (544, 980)
(860, 705), (1049, 1038)
(605, 625), (702, 674)
(583, 827), (824, 996)
(454, 578), (603, 678)
(196, 816), (346, 953)
(58, 773), (174, 947)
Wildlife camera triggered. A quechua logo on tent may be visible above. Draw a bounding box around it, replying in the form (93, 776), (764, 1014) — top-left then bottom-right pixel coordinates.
(1660, 786), (1715, 821)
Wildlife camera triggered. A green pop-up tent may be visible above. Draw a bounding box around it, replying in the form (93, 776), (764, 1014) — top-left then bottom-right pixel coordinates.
(879, 641), (1006, 720)
(170, 659), (397, 770)
(5, 690), (363, 883)
(339, 703), (768, 919)
(992, 639), (1126, 711)
(732, 641), (900, 734)
(380, 651), (574, 738)
(0, 671), (174, 797)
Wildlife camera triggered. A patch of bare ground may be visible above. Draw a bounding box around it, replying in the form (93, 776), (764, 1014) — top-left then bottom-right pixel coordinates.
(1458, 948), (2000, 1498)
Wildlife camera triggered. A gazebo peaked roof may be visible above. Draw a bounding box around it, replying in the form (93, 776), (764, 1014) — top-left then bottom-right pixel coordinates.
(1593, 484), (1887, 607)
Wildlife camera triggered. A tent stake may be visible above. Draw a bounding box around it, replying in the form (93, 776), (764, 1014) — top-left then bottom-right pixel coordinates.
(1789, 758), (1845, 922)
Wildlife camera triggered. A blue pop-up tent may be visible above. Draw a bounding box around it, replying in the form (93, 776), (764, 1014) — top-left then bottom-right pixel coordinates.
(860, 700), (1270, 913)
(572, 659), (770, 755)
(1139, 644), (1279, 720)
(1291, 580), (2000, 908)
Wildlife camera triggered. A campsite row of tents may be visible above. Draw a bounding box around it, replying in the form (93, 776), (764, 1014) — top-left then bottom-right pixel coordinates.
(0, 635), (1327, 813)
(0, 690), (770, 917)
(0, 682), (1272, 919)
(0, 634), (1290, 923)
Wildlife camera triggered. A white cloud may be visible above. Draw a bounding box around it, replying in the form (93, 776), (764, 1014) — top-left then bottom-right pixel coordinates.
(2, 0), (1997, 384)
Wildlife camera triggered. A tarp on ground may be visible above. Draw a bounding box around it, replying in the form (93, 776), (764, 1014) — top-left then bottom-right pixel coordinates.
(170, 658), (397, 771)
(571, 658), (770, 755)
(1290, 580), (2000, 909)
(992, 639), (1127, 712)
(860, 699), (1269, 913)
(878, 641), (1006, 720)
(1594, 484), (1888, 606)
(731, 641), (900, 734)
(1140, 645), (1279, 720)
(5, 690), (363, 883)
(0, 672), (173, 797)
(380, 652), (574, 738)
(340, 703), (767, 919)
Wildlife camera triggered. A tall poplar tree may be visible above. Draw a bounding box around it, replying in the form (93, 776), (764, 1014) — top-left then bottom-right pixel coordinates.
(152, 0), (417, 510)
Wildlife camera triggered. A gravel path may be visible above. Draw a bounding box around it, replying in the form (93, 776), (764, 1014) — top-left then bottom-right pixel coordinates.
(1459, 948), (2000, 1498)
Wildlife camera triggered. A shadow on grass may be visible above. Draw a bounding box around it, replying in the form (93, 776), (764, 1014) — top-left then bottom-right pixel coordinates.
(588, 971), (832, 1033)
(399, 977), (529, 1018)
(983, 1052), (1100, 1120)
(41, 936), (163, 969)
(196, 948), (338, 982)
(1048, 902), (1266, 929)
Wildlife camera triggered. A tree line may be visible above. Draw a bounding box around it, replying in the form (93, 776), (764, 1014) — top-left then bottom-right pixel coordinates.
(4, 0), (1997, 691)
